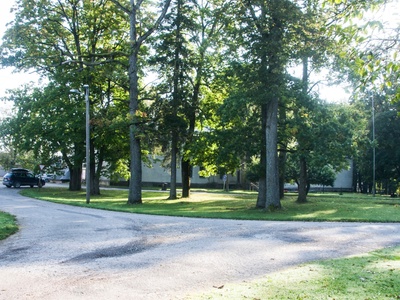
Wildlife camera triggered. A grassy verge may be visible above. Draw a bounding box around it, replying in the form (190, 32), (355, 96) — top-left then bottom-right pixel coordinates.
(189, 246), (400, 300)
(20, 188), (400, 222)
(0, 211), (18, 240)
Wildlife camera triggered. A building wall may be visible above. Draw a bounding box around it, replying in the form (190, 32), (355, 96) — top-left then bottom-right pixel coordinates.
(333, 161), (353, 190)
(141, 157), (238, 187)
(284, 161), (354, 192)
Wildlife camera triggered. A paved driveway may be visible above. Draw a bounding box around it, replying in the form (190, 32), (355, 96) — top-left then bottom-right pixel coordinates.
(1, 185), (400, 300)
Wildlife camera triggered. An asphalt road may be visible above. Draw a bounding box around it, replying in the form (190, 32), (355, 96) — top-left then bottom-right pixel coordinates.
(1, 184), (400, 300)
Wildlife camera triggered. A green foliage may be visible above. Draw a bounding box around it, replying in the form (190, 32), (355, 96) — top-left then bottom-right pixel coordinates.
(308, 164), (337, 187)
(0, 84), (86, 173)
(328, 0), (399, 105)
(351, 87), (400, 193)
(285, 93), (356, 189)
(0, 0), (136, 189)
(1, 0), (130, 75)
(0, 151), (17, 171)
(147, 0), (225, 157)
(374, 110), (400, 182)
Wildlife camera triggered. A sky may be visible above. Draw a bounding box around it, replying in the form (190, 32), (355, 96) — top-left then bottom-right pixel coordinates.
(0, 0), (42, 115)
(0, 0), (398, 108)
(0, 1), (41, 96)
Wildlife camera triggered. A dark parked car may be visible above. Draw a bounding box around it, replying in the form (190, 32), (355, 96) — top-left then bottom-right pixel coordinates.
(2, 168), (46, 188)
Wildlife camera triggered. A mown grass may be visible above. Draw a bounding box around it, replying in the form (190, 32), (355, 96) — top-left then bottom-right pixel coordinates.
(20, 187), (400, 222)
(0, 211), (18, 240)
(189, 246), (400, 300)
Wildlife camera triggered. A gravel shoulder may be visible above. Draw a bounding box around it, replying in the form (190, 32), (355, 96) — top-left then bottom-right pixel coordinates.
(1, 185), (400, 300)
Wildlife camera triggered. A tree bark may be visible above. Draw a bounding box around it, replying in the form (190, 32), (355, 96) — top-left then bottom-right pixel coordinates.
(63, 146), (82, 191)
(257, 177), (267, 208)
(127, 18), (142, 204)
(297, 156), (308, 203)
(128, 129), (142, 204)
(181, 158), (191, 198)
(167, 0), (183, 200)
(92, 147), (104, 196)
(279, 150), (287, 199)
(296, 55), (310, 203)
(279, 104), (288, 199)
(265, 97), (281, 209)
(257, 104), (267, 208)
(69, 165), (83, 191)
(169, 133), (178, 199)
(181, 80), (199, 198)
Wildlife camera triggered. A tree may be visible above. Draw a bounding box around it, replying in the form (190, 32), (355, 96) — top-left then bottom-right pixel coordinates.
(283, 0), (389, 202)
(0, 83), (86, 190)
(374, 109), (400, 193)
(147, 0), (190, 200)
(219, 0), (310, 209)
(288, 97), (356, 202)
(110, 0), (171, 204)
(349, 2), (399, 106)
(147, 0), (226, 198)
(352, 89), (400, 194)
(0, 0), (131, 193)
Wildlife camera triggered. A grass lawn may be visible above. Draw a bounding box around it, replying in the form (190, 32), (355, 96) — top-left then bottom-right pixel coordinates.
(20, 187), (400, 222)
(0, 211), (18, 240)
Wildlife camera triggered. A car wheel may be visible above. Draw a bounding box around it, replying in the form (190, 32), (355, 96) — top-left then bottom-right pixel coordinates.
(6, 185), (11, 188)
(14, 182), (21, 188)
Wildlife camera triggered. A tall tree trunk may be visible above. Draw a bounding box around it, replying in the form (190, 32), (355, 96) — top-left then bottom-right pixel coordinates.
(352, 162), (358, 192)
(278, 105), (287, 199)
(69, 165), (83, 191)
(297, 156), (308, 203)
(181, 81), (200, 198)
(181, 88), (201, 198)
(181, 158), (191, 198)
(279, 150), (287, 199)
(128, 130), (142, 204)
(122, 0), (171, 204)
(63, 146), (82, 191)
(92, 147), (104, 196)
(257, 177), (267, 208)
(265, 97), (281, 209)
(169, 133), (178, 199)
(168, 0), (183, 200)
(181, 75), (200, 198)
(127, 7), (142, 204)
(257, 104), (267, 208)
(296, 55), (310, 203)
(90, 138), (101, 195)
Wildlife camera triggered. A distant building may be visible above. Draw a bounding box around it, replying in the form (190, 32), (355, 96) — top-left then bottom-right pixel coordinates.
(284, 161), (354, 192)
(140, 157), (353, 191)
(141, 158), (234, 189)
(333, 163), (353, 191)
